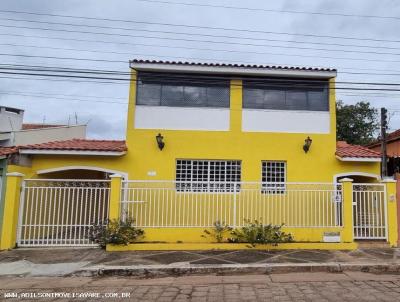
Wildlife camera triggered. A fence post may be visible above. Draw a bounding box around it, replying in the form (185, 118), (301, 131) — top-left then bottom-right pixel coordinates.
(109, 174), (123, 221)
(233, 182), (237, 227)
(340, 178), (354, 243)
(0, 172), (24, 250)
(382, 179), (398, 247)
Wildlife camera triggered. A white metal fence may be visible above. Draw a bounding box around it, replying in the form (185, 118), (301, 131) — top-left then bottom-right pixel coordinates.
(353, 183), (387, 239)
(121, 181), (343, 228)
(17, 179), (110, 247)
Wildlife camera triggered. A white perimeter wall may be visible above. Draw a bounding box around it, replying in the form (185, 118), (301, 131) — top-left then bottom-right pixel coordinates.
(13, 125), (87, 146)
(134, 106), (230, 131)
(242, 109), (330, 134)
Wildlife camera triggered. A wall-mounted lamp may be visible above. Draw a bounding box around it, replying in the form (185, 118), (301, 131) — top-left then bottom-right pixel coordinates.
(303, 136), (312, 153)
(156, 133), (165, 151)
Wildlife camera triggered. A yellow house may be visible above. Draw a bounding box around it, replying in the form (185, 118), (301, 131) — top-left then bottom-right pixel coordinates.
(0, 59), (397, 250)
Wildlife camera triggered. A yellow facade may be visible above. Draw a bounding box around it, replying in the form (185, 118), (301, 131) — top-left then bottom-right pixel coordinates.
(7, 71), (380, 181)
(125, 72), (380, 182)
(2, 66), (394, 249)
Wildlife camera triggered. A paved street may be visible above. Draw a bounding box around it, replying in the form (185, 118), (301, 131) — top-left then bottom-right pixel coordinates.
(1, 272), (400, 301)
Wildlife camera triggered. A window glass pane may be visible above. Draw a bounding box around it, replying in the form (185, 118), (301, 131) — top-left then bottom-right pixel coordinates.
(137, 72), (230, 108)
(243, 88), (265, 109)
(308, 89), (329, 111)
(207, 86), (230, 107)
(264, 90), (285, 109)
(161, 85), (184, 106)
(136, 83), (161, 106)
(184, 86), (207, 107)
(286, 90), (307, 110)
(243, 79), (329, 111)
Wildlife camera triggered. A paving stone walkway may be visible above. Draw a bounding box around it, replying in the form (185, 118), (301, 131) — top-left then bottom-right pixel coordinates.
(1, 272), (400, 301)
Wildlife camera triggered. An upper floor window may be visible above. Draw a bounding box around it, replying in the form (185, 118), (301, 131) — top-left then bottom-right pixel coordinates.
(243, 78), (329, 111)
(136, 72), (230, 108)
(176, 159), (241, 192)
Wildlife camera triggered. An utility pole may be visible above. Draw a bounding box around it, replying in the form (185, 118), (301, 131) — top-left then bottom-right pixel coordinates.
(381, 107), (388, 178)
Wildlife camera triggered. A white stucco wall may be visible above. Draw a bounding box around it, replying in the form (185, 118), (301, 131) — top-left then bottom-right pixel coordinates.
(134, 106), (230, 131)
(0, 107), (24, 132)
(242, 109), (330, 134)
(12, 125), (87, 146)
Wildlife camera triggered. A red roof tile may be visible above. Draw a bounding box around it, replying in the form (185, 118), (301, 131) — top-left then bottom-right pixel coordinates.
(0, 147), (18, 156)
(21, 123), (66, 130)
(336, 141), (381, 158)
(19, 139), (127, 153)
(367, 129), (400, 148)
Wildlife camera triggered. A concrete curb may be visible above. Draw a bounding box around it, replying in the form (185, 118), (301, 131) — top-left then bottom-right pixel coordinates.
(72, 262), (400, 278)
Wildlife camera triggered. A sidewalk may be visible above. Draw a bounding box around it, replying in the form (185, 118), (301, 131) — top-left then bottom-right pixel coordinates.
(2, 272), (400, 302)
(0, 248), (399, 277)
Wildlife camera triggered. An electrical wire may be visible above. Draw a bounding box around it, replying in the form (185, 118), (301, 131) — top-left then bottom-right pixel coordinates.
(133, 0), (400, 21)
(3, 24), (400, 63)
(4, 64), (400, 87)
(1, 9), (400, 43)
(2, 17), (400, 54)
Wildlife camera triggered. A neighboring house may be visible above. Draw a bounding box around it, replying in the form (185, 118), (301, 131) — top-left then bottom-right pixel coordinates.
(0, 106), (86, 147)
(0, 59), (396, 251)
(367, 130), (400, 245)
(368, 129), (400, 176)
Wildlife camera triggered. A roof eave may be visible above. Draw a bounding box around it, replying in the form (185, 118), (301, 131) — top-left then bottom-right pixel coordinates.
(19, 149), (126, 156)
(130, 62), (337, 79)
(335, 155), (381, 162)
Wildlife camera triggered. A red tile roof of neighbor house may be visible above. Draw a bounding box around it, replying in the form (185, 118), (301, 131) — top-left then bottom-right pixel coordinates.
(19, 139), (127, 152)
(367, 129), (400, 148)
(0, 147), (18, 156)
(21, 123), (66, 130)
(0, 139), (127, 156)
(336, 141), (381, 158)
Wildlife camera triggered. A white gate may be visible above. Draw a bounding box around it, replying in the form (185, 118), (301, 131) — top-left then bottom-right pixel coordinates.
(353, 184), (387, 239)
(17, 179), (110, 247)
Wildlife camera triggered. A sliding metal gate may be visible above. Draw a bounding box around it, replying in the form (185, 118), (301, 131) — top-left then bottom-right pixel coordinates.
(17, 179), (110, 247)
(353, 184), (387, 240)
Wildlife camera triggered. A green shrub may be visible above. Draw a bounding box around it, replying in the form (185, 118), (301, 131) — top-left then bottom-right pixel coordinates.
(202, 221), (232, 243)
(228, 220), (293, 247)
(89, 217), (144, 248)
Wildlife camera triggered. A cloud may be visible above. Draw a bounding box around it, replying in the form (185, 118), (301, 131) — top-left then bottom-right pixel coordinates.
(1, 0), (400, 134)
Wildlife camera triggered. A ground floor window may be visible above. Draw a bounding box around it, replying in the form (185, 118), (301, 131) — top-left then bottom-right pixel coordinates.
(176, 159), (241, 192)
(262, 161), (286, 193)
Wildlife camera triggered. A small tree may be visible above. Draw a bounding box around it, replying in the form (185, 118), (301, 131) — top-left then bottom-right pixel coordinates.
(89, 217), (144, 248)
(228, 220), (293, 247)
(202, 221), (232, 243)
(336, 101), (379, 145)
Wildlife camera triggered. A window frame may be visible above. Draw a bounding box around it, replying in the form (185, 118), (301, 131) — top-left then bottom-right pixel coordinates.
(261, 161), (287, 194)
(136, 72), (231, 109)
(175, 159), (241, 193)
(242, 78), (329, 112)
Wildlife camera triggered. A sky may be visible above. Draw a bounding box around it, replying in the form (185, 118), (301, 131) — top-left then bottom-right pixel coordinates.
(0, 0), (400, 138)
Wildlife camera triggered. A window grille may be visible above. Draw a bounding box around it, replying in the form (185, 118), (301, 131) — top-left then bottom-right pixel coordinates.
(137, 72), (230, 108)
(176, 160), (241, 192)
(262, 161), (286, 193)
